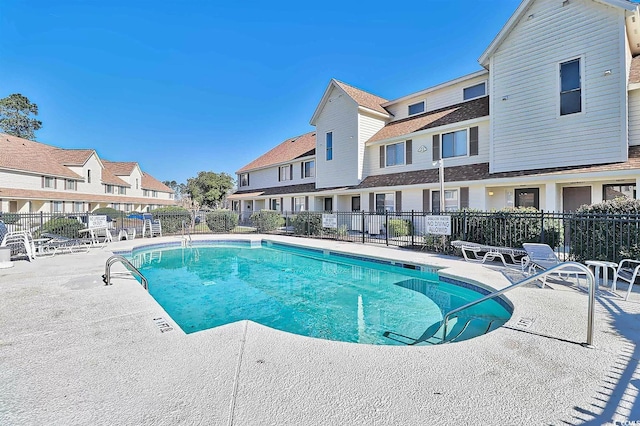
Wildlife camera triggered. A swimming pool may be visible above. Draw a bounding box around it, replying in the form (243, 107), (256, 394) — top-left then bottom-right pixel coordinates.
(125, 241), (512, 345)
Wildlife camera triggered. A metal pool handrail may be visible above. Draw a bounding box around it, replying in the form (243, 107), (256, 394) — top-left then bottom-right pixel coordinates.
(103, 255), (149, 290)
(441, 262), (596, 347)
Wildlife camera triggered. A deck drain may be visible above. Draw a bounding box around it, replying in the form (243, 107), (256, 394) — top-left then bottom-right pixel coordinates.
(515, 317), (535, 329)
(153, 317), (174, 333)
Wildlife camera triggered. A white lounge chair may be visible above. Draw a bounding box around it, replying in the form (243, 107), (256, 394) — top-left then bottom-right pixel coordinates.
(0, 220), (35, 260)
(522, 243), (587, 288)
(451, 240), (527, 269)
(612, 259), (640, 300)
(38, 233), (91, 256)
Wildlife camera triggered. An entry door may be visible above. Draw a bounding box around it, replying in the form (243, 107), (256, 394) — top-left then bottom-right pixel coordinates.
(9, 201), (18, 213)
(351, 196), (361, 212)
(324, 198), (333, 212)
(562, 186), (591, 212)
(562, 186), (592, 249)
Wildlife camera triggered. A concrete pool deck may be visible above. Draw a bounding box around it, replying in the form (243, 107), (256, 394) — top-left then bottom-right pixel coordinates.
(1, 234), (640, 425)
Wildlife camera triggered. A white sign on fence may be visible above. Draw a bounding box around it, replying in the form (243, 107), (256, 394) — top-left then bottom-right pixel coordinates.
(322, 213), (338, 229)
(425, 215), (451, 235)
(88, 215), (108, 228)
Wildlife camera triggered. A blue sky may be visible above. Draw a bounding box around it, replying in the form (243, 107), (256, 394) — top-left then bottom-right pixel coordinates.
(0, 0), (521, 184)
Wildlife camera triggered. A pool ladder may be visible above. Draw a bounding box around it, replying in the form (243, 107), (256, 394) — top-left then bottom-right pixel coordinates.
(181, 220), (192, 247)
(103, 255), (149, 290)
(385, 262), (596, 347)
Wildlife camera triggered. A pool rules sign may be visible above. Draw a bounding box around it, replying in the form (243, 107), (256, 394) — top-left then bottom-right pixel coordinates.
(425, 215), (452, 235)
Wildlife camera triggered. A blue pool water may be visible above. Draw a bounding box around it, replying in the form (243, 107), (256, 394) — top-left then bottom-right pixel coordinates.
(127, 242), (512, 345)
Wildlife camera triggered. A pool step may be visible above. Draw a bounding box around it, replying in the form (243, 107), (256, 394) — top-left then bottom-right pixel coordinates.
(383, 316), (503, 346)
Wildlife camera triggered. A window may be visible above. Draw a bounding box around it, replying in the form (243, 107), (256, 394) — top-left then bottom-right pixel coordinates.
(271, 198), (281, 211)
(73, 202), (83, 213)
(385, 142), (405, 167)
(603, 184), (637, 201)
(143, 189), (149, 197)
(119, 186), (127, 195)
(87, 170), (91, 184)
(279, 165), (291, 181)
(326, 132), (333, 161)
(351, 196), (361, 212)
(408, 101), (425, 116)
(105, 184), (114, 194)
(52, 201), (63, 213)
(152, 191), (158, 198)
(303, 160), (315, 178)
(65, 180), (76, 190)
(294, 196), (306, 212)
(375, 193), (395, 213)
(560, 59), (581, 115)
(135, 178), (139, 189)
(44, 177), (54, 188)
(515, 188), (540, 209)
(442, 130), (468, 158)
(463, 82), (486, 100)
(125, 204), (132, 212)
(239, 173), (249, 187)
(431, 190), (459, 213)
(112, 203), (121, 211)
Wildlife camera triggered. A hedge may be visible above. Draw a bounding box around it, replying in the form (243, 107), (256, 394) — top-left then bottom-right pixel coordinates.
(41, 218), (86, 239)
(206, 210), (238, 233)
(568, 198), (640, 262)
(250, 210), (283, 233)
(292, 212), (323, 236)
(150, 206), (191, 234)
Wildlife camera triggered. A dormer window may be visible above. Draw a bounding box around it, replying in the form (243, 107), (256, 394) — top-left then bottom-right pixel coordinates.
(463, 82), (486, 100)
(408, 101), (425, 116)
(65, 180), (76, 190)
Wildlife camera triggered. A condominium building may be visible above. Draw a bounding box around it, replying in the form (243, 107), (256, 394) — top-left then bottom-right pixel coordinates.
(230, 0), (640, 214)
(0, 133), (174, 213)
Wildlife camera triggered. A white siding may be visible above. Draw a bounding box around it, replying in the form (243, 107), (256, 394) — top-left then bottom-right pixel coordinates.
(0, 169), (46, 190)
(77, 155), (103, 194)
(629, 89), (640, 146)
(237, 156), (316, 191)
(490, 0), (628, 173)
(358, 112), (387, 180)
(315, 87), (360, 188)
(363, 119), (490, 177)
(385, 75), (488, 121)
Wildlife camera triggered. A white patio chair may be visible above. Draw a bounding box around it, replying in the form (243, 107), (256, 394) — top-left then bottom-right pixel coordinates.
(522, 243), (587, 288)
(612, 259), (640, 300)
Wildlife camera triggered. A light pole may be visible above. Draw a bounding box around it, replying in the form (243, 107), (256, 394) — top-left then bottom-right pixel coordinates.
(438, 158), (445, 214)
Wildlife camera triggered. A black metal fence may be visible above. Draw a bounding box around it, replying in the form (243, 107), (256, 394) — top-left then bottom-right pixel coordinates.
(2, 210), (639, 263)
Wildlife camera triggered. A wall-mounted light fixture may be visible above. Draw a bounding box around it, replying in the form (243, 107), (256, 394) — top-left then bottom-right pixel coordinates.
(604, 69), (612, 76)
(488, 191), (494, 196)
(502, 95), (509, 101)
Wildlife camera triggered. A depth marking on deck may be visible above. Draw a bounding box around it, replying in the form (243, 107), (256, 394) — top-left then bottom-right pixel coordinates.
(153, 317), (174, 333)
(515, 317), (535, 329)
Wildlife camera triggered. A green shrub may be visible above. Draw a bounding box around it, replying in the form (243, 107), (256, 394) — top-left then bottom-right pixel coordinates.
(150, 206), (191, 234)
(387, 218), (413, 237)
(41, 218), (86, 239)
(443, 207), (563, 250)
(292, 212), (323, 236)
(205, 210), (238, 233)
(569, 198), (640, 263)
(92, 207), (124, 218)
(250, 210), (284, 233)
